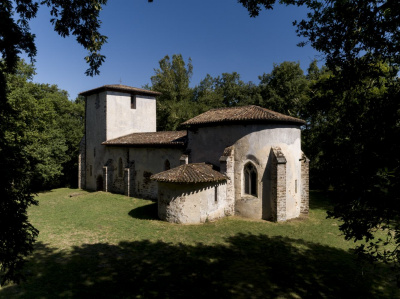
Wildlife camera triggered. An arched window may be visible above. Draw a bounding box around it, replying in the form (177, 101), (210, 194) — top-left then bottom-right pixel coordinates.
(244, 162), (257, 196)
(118, 158), (123, 177)
(164, 159), (171, 171)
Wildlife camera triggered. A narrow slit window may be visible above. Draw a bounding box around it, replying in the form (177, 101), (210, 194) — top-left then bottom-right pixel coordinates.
(131, 95), (136, 109)
(118, 158), (123, 177)
(164, 159), (170, 171)
(215, 186), (218, 202)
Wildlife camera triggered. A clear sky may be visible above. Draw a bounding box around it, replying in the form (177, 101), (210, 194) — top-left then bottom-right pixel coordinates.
(25, 0), (321, 100)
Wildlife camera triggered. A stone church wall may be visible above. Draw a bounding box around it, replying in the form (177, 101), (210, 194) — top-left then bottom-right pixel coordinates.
(84, 91), (107, 191)
(188, 124), (302, 221)
(128, 147), (183, 200)
(157, 181), (227, 224)
(97, 146), (183, 199)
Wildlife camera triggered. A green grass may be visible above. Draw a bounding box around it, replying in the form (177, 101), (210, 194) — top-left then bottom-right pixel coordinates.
(0, 189), (398, 298)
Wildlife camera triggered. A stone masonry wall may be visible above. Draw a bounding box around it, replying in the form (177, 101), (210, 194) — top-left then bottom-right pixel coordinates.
(276, 162), (287, 222)
(219, 146), (235, 216)
(271, 147), (287, 222)
(300, 152), (310, 216)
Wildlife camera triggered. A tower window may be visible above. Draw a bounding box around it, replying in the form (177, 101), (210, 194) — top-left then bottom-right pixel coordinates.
(131, 95), (136, 109)
(118, 158), (123, 177)
(244, 162), (257, 197)
(95, 94), (100, 109)
(164, 159), (171, 171)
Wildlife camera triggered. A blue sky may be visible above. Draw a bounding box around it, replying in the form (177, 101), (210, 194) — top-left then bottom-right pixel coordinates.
(26, 0), (321, 100)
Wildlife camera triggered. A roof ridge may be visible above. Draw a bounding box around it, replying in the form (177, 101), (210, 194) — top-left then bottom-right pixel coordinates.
(104, 130), (186, 143)
(151, 163), (227, 183)
(79, 84), (161, 96)
(182, 105), (306, 126)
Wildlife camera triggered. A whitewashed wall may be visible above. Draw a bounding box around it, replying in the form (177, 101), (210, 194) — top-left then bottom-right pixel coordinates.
(188, 124), (302, 220)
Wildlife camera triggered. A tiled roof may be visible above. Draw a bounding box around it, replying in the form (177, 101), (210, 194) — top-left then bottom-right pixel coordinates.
(151, 163), (227, 183)
(102, 131), (187, 147)
(182, 105), (306, 127)
(79, 84), (161, 97)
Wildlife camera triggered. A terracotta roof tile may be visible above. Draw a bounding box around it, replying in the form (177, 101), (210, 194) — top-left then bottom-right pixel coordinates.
(182, 105), (306, 127)
(102, 131), (187, 147)
(79, 84), (161, 97)
(151, 163), (227, 183)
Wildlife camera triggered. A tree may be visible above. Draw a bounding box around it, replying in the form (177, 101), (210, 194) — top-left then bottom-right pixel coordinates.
(150, 54), (195, 131)
(0, 0), (110, 285)
(193, 72), (262, 113)
(6, 67), (85, 190)
(258, 61), (309, 118)
(192, 74), (226, 112)
(213, 72), (261, 107)
(0, 0), (108, 78)
(0, 62), (39, 285)
(0, 60), (86, 283)
(239, 0), (400, 78)
(239, 0), (400, 280)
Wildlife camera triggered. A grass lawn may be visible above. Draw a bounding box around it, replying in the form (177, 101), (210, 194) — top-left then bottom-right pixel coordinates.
(0, 189), (398, 298)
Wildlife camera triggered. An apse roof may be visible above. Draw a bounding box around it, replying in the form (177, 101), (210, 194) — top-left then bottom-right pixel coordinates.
(102, 131), (187, 148)
(182, 105), (306, 127)
(151, 163), (227, 183)
(79, 84), (161, 97)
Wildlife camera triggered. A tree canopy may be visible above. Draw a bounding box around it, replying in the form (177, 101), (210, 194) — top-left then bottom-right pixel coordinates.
(0, 0), (108, 76)
(150, 54), (196, 131)
(239, 0), (400, 281)
(0, 0), (105, 284)
(0, 60), (85, 284)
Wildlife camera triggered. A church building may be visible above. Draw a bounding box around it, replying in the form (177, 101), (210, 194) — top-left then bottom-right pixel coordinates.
(79, 84), (309, 224)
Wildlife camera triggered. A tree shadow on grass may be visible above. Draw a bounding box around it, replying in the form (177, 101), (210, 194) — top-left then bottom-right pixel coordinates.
(1, 234), (397, 298)
(128, 202), (158, 220)
(310, 190), (335, 211)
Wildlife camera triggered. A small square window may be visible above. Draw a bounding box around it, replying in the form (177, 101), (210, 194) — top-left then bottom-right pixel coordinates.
(131, 95), (136, 109)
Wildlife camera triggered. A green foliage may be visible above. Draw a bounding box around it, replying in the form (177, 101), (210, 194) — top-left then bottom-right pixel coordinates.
(0, 60), (84, 284)
(193, 72), (262, 112)
(0, 0), (109, 285)
(0, 61), (38, 285)
(259, 61), (309, 117)
(150, 55), (313, 126)
(0, 0), (108, 76)
(5, 61), (85, 191)
(151, 54), (196, 131)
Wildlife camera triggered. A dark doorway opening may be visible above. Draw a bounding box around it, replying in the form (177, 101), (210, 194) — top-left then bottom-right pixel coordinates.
(96, 175), (104, 191)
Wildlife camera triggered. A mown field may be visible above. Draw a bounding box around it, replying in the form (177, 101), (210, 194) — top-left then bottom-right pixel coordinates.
(0, 188), (398, 298)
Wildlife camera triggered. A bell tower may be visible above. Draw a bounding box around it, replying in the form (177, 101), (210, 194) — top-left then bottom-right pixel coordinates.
(79, 84), (160, 190)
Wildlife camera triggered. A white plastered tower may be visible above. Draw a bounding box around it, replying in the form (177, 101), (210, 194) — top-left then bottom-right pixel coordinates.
(78, 85), (159, 190)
